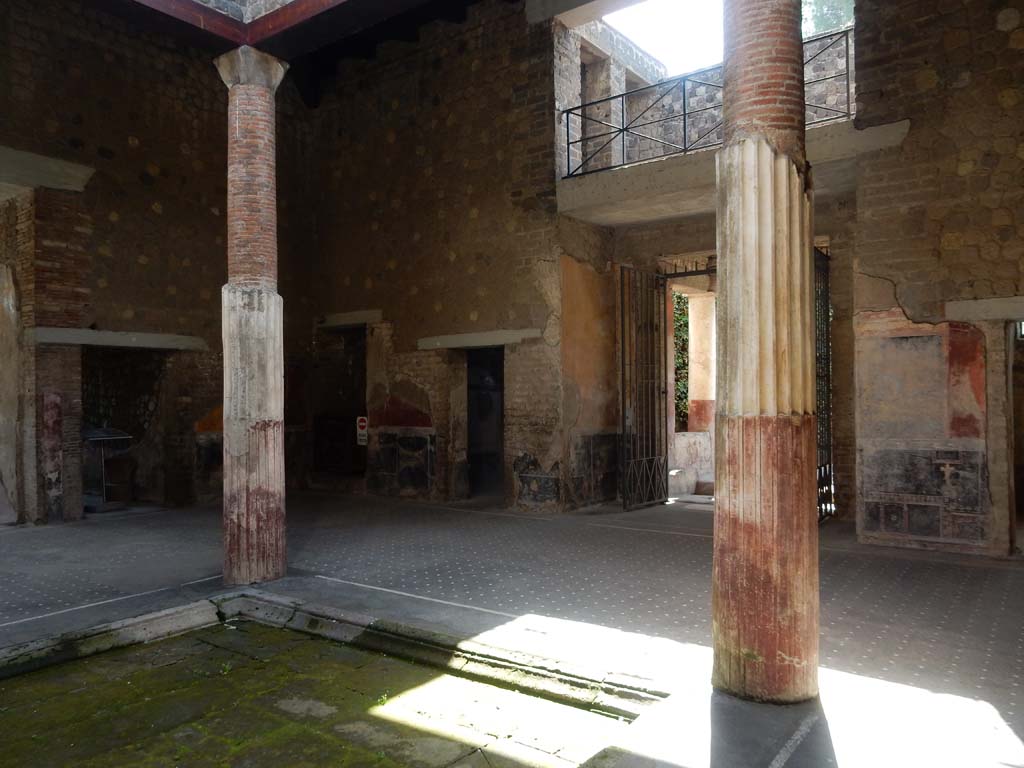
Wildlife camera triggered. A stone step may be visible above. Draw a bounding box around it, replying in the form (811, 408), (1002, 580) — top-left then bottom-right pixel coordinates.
(694, 479), (715, 496)
(668, 467), (714, 497)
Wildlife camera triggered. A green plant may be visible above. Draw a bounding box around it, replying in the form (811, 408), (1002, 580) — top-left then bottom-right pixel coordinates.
(673, 293), (689, 432)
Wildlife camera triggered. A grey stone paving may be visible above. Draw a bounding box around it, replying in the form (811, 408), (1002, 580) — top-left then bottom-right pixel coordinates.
(2, 493), (1023, 742)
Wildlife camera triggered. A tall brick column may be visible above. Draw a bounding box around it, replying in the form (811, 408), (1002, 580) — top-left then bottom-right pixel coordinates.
(215, 46), (289, 585)
(712, 0), (818, 702)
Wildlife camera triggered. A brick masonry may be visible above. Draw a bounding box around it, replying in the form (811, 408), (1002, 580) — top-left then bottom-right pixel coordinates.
(722, 0), (807, 159)
(0, 0), (311, 519)
(604, 0), (1024, 555)
(848, 0), (1024, 553)
(222, 79), (281, 286)
(2, 0), (1019, 544)
(1, 0), (587, 515)
(299, 1), (583, 508)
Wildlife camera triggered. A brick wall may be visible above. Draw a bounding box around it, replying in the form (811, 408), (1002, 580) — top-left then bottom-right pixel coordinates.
(573, 20), (666, 86)
(1, 0), (313, 343)
(2, 0), (603, 513)
(849, 0), (1024, 552)
(32, 190), (91, 330)
(0, 0), (315, 517)
(853, 0), (1023, 320)
(304, 1), (574, 507)
(310, 2), (559, 352)
(554, 22), (583, 177)
(1, 0), (229, 339)
(364, 322), (453, 499)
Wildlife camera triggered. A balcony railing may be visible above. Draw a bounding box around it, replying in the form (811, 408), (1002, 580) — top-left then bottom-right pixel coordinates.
(562, 27), (853, 178)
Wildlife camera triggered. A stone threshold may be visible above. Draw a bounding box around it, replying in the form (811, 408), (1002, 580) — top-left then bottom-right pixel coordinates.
(0, 589), (668, 719)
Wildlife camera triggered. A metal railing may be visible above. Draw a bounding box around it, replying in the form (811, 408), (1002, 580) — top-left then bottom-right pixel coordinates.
(563, 27), (853, 178)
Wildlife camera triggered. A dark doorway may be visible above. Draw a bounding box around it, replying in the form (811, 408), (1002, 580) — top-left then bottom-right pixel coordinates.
(311, 326), (367, 482)
(81, 346), (169, 512)
(467, 347), (504, 497)
(1012, 322), (1024, 549)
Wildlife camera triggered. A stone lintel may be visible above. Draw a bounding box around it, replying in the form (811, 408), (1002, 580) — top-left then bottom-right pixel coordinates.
(0, 146), (94, 193)
(944, 296), (1024, 322)
(33, 327), (208, 351)
(526, 0), (642, 25)
(417, 329), (543, 351)
(215, 45), (289, 91)
(317, 310), (384, 329)
(669, 276), (715, 296)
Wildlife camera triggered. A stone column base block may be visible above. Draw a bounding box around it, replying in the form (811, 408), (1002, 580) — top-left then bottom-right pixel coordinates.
(222, 284), (285, 585)
(712, 413), (819, 702)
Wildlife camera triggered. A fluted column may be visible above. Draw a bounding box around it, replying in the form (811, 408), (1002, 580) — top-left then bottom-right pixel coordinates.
(215, 46), (289, 585)
(712, 0), (819, 702)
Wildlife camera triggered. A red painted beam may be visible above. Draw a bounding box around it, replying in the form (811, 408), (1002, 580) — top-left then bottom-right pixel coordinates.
(124, 0), (247, 43)
(118, 0), (458, 61)
(252, 0), (438, 60)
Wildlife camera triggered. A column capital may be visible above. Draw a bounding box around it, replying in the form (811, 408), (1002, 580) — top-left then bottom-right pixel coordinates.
(215, 46), (289, 91)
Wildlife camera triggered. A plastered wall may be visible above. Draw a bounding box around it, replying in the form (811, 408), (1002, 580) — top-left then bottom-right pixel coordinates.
(850, 0), (1024, 552)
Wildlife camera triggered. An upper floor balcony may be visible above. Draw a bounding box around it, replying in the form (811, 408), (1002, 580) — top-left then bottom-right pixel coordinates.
(556, 26), (911, 227)
(562, 27), (855, 179)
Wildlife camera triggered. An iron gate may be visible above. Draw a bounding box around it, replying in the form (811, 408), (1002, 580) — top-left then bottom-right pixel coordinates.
(624, 251), (834, 518)
(620, 265), (669, 510)
(814, 247), (836, 520)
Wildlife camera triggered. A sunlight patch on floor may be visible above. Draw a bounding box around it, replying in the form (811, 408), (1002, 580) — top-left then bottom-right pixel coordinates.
(819, 667), (1024, 768)
(369, 672), (627, 767)
(374, 613), (1024, 768)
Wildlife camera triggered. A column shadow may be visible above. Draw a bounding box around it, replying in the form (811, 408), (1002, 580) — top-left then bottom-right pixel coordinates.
(709, 690), (837, 768)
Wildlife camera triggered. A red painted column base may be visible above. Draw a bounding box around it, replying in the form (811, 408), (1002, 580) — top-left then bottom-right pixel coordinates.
(712, 413), (819, 702)
(223, 419), (286, 585)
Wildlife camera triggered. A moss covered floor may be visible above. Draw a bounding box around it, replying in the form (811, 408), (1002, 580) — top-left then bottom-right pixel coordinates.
(0, 622), (626, 768)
